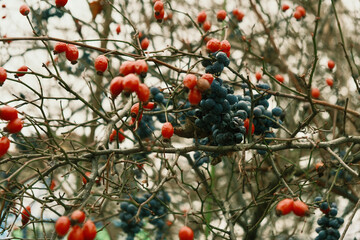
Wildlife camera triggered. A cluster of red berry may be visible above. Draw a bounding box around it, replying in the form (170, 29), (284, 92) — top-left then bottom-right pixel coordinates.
(183, 73), (214, 105)
(206, 38), (231, 56)
(55, 210), (97, 240)
(0, 104), (22, 135)
(276, 198), (309, 217)
(153, 0), (164, 22)
(53, 42), (79, 64)
(110, 60), (150, 102)
(293, 6), (306, 20)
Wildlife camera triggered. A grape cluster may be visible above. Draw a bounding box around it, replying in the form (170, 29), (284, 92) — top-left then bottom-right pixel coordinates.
(150, 87), (167, 106)
(118, 201), (145, 240)
(144, 191), (171, 240)
(117, 191), (171, 240)
(202, 52), (230, 76)
(314, 197), (344, 240)
(193, 150), (210, 167)
(195, 77), (246, 146)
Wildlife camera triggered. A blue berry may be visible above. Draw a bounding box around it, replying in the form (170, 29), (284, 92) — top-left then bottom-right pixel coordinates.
(329, 208), (338, 217)
(150, 87), (160, 96)
(272, 107), (283, 117)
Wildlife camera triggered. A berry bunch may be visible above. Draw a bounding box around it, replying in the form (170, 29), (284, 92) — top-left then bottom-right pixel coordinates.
(294, 6), (306, 20)
(118, 191), (171, 240)
(314, 197), (344, 240)
(150, 87), (166, 105)
(232, 9), (245, 22)
(110, 60), (150, 102)
(153, 0), (164, 22)
(193, 149), (210, 167)
(55, 210), (97, 240)
(0, 105), (23, 135)
(276, 198), (309, 217)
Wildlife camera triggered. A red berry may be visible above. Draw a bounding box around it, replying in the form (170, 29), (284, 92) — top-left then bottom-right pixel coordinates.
(21, 206), (31, 225)
(216, 10), (227, 21)
(201, 74), (214, 85)
(315, 162), (324, 171)
(197, 10), (207, 24)
(293, 10), (302, 20)
(179, 226), (194, 240)
(136, 83), (150, 103)
(134, 60), (148, 75)
(311, 88), (320, 98)
(55, 0), (68, 8)
(275, 74), (284, 83)
(255, 72), (262, 81)
(155, 8), (165, 22)
(326, 78), (333, 87)
(53, 42), (67, 54)
(94, 55), (108, 74)
(50, 180), (56, 190)
(19, 4), (30, 16)
(109, 129), (126, 143)
(292, 200), (309, 217)
(244, 118), (255, 135)
(109, 76), (124, 98)
(276, 198), (294, 216)
(196, 78), (210, 92)
(0, 67), (7, 85)
(233, 9), (244, 21)
(188, 87), (202, 105)
(0, 105), (18, 121)
(183, 74), (197, 89)
(206, 38), (221, 53)
(0, 136), (10, 157)
(282, 4), (290, 12)
(5, 118), (23, 133)
(71, 210), (86, 224)
(68, 225), (84, 240)
(162, 122), (174, 139)
(82, 172), (91, 185)
(143, 102), (156, 110)
(202, 21), (211, 32)
(16, 65), (28, 77)
(123, 74), (140, 93)
(328, 60), (335, 70)
(82, 220), (97, 240)
(55, 216), (71, 237)
(164, 12), (173, 21)
(154, 1), (164, 12)
(141, 38), (150, 50)
(131, 103), (143, 122)
(116, 24), (121, 35)
(296, 6), (306, 17)
(66, 44), (79, 64)
(119, 61), (135, 76)
(220, 40), (231, 52)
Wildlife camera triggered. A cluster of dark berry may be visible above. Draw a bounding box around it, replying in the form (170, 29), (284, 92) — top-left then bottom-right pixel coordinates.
(314, 197), (344, 240)
(203, 51), (230, 76)
(117, 191), (171, 240)
(193, 149), (210, 167)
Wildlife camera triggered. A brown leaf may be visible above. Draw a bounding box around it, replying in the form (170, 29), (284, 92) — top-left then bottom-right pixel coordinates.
(89, 0), (103, 20)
